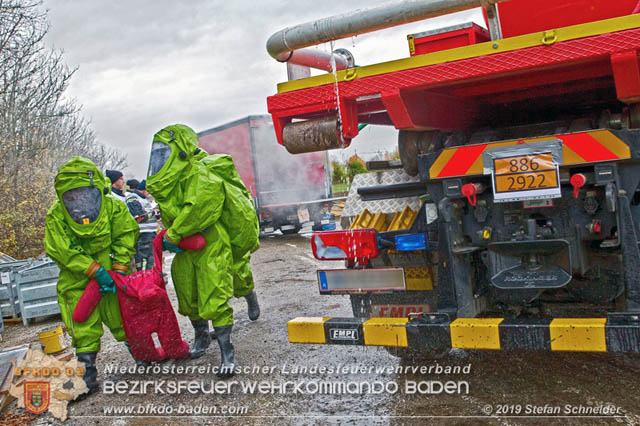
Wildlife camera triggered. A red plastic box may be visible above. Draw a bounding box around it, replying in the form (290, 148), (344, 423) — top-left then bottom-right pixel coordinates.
(408, 22), (490, 56)
(488, 0), (639, 39)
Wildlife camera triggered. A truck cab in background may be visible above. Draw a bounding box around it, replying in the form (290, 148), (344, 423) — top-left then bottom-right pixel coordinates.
(198, 115), (337, 235)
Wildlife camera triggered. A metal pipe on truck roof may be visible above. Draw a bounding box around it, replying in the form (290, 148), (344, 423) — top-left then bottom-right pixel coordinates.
(267, 0), (506, 61)
(285, 48), (352, 71)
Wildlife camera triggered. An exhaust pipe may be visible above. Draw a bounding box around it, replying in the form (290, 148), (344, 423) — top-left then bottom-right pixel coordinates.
(267, 0), (506, 63)
(281, 47), (354, 72)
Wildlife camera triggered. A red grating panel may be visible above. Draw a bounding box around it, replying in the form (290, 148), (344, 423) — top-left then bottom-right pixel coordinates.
(268, 28), (640, 114)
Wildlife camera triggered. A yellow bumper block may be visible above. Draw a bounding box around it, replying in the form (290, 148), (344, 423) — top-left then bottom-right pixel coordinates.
(287, 317), (330, 344)
(363, 317), (409, 347)
(450, 318), (504, 350)
(550, 318), (607, 352)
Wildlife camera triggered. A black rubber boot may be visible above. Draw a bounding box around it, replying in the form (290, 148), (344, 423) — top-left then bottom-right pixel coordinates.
(213, 325), (235, 378)
(124, 342), (151, 367)
(245, 290), (260, 321)
(76, 352), (99, 398)
(189, 319), (212, 359)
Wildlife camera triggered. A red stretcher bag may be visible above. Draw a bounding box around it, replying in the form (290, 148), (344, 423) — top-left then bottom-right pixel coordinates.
(73, 230), (205, 362)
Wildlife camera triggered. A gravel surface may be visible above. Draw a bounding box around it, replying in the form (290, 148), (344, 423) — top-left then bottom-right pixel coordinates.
(1, 233), (639, 425)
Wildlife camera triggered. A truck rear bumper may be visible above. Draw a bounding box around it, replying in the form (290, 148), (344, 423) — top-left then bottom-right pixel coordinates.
(287, 314), (640, 353)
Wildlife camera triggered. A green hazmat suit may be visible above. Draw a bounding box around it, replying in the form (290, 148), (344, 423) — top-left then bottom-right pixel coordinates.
(44, 157), (139, 353)
(146, 124), (258, 327)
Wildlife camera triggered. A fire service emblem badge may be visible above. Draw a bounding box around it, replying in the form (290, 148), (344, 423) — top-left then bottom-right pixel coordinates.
(24, 381), (50, 414)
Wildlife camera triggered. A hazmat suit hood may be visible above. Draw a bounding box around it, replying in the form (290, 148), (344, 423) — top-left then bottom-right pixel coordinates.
(146, 124), (202, 199)
(54, 156), (111, 237)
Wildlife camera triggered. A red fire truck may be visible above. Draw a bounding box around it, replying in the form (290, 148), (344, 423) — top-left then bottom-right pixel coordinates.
(267, 0), (640, 356)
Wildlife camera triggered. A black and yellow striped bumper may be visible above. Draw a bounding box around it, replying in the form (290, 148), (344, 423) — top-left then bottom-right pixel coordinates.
(287, 315), (640, 352)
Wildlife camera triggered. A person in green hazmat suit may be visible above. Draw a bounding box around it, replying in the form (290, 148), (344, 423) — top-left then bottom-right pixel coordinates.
(146, 124), (259, 378)
(44, 157), (139, 395)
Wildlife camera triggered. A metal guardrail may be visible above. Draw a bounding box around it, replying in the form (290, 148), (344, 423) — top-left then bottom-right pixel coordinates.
(0, 253), (17, 264)
(19, 257), (56, 272)
(15, 264), (60, 326)
(1, 256), (61, 325)
(1, 270), (22, 319)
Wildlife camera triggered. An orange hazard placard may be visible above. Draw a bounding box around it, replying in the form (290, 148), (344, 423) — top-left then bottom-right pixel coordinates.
(493, 153), (558, 193)
(492, 152), (560, 202)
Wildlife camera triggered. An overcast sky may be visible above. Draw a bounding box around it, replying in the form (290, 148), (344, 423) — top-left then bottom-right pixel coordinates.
(42, 0), (483, 179)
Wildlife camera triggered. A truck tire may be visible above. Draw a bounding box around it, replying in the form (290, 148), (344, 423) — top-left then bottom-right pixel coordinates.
(349, 293), (448, 360)
(398, 130), (442, 177)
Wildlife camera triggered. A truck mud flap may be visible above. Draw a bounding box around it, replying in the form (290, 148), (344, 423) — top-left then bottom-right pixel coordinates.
(287, 315), (640, 353)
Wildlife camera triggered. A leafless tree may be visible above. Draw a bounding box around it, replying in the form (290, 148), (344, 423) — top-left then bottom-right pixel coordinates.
(0, 0), (128, 258)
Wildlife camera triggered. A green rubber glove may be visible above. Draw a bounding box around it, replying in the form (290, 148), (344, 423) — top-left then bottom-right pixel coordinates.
(94, 266), (116, 295)
(162, 235), (185, 253)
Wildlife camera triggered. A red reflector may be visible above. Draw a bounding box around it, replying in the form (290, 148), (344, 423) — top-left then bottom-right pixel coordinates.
(311, 229), (379, 263)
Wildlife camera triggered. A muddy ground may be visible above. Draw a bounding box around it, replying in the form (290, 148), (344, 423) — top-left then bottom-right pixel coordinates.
(1, 233), (639, 425)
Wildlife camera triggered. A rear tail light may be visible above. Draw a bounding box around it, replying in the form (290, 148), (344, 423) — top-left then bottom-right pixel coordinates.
(311, 229), (379, 264)
(260, 211), (272, 219)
